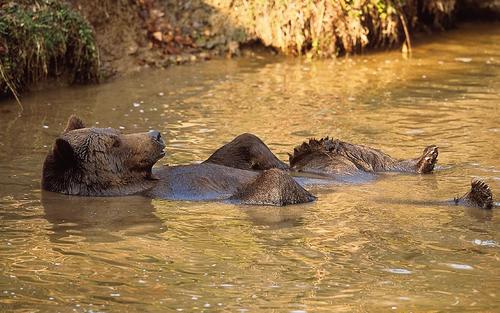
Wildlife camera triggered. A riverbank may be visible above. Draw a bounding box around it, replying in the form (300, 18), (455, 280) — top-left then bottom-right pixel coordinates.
(1, 0), (499, 98)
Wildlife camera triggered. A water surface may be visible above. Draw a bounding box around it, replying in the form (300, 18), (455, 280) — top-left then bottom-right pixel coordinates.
(0, 23), (499, 312)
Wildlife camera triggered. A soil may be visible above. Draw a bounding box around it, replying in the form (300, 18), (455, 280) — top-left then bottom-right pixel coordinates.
(68, 0), (234, 79)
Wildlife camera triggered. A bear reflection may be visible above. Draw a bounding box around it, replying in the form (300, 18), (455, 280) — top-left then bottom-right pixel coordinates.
(42, 191), (165, 243)
(243, 204), (308, 228)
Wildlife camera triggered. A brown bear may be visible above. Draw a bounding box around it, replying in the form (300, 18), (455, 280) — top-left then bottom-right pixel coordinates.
(42, 116), (493, 209)
(204, 133), (289, 171)
(41, 115), (314, 206)
(203, 135), (437, 175)
(288, 137), (439, 175)
(202, 134), (493, 210)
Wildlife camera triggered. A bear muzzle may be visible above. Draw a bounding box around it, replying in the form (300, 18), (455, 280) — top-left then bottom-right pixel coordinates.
(148, 130), (166, 158)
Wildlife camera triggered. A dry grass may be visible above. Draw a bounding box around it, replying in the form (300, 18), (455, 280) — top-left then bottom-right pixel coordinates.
(206, 0), (457, 56)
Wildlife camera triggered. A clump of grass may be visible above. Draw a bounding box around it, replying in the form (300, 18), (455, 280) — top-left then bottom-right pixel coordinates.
(0, 0), (99, 97)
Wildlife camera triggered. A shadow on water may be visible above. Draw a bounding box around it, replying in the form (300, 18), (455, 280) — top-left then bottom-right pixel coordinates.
(41, 191), (165, 243)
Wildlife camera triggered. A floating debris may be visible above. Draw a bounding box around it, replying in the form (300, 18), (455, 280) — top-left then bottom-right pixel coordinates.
(472, 239), (497, 247)
(455, 57), (472, 63)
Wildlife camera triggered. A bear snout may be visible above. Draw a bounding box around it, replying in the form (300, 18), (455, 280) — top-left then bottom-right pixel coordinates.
(148, 130), (165, 146)
(148, 130), (162, 141)
(147, 130), (166, 159)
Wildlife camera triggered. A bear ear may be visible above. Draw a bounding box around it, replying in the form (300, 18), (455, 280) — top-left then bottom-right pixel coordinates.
(53, 138), (77, 169)
(64, 115), (85, 133)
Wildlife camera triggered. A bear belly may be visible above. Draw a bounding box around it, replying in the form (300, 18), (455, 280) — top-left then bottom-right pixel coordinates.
(146, 163), (258, 201)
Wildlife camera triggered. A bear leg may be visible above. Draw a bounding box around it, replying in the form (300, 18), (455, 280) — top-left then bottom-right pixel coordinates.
(230, 168), (316, 206)
(205, 133), (288, 171)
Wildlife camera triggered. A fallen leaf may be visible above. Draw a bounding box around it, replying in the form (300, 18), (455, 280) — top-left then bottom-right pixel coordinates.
(152, 31), (163, 42)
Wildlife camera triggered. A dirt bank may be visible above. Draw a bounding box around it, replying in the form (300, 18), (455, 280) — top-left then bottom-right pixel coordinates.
(1, 0), (499, 98)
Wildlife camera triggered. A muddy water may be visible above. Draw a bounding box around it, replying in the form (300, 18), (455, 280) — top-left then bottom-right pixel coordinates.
(1, 23), (499, 312)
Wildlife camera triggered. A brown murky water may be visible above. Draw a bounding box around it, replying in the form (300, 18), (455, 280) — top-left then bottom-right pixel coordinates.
(1, 23), (499, 312)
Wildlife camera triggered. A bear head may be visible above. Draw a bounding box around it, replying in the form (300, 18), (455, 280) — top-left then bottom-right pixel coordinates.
(42, 115), (166, 196)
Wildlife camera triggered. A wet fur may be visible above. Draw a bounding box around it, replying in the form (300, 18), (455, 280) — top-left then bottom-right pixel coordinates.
(289, 137), (438, 175)
(455, 180), (493, 210)
(204, 133), (288, 171)
(42, 116), (313, 206)
(43, 116), (493, 209)
(42, 119), (164, 196)
(229, 168), (316, 206)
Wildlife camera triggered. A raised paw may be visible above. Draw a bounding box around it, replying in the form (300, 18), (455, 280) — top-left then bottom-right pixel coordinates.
(416, 145), (438, 174)
(467, 179), (493, 210)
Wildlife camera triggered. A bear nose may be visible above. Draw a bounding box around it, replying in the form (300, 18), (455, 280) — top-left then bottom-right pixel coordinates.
(148, 130), (162, 142)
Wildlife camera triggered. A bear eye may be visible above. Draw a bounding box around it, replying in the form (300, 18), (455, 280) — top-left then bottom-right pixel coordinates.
(112, 137), (121, 148)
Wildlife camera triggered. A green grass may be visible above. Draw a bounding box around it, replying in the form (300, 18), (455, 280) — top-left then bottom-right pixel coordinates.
(0, 0), (99, 97)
